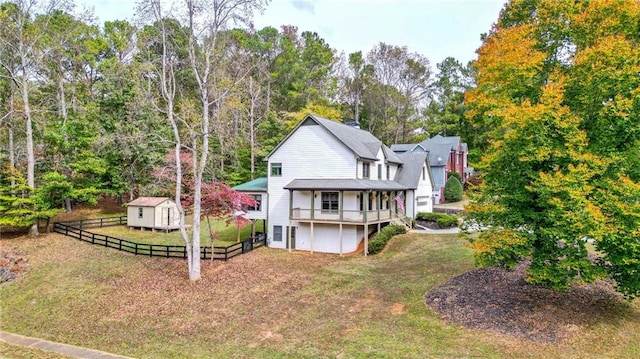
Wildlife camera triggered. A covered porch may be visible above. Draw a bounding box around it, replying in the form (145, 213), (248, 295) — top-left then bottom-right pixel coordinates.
(283, 179), (409, 255)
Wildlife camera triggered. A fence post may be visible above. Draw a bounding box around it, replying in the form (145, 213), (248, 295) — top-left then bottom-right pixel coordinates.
(92, 232), (95, 244)
(135, 242), (138, 255)
(166, 246), (169, 258)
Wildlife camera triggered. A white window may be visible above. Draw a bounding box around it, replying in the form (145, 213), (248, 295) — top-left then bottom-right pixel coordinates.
(138, 207), (143, 219)
(273, 225), (283, 242)
(244, 194), (261, 211)
(362, 163), (370, 179)
(321, 192), (339, 212)
(271, 163), (282, 176)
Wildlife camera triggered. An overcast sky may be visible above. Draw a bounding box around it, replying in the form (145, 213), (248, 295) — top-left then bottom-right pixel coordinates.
(78, 0), (506, 67)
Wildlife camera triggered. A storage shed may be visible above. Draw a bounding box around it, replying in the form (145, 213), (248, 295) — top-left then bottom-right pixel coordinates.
(127, 197), (180, 231)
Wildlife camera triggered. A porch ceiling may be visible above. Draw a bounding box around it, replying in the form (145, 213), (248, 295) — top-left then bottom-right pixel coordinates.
(284, 178), (409, 191)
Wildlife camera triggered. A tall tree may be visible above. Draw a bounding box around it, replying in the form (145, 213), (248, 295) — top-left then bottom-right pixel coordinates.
(365, 43), (431, 143)
(0, 0), (70, 235)
(424, 57), (473, 138)
(138, 0), (267, 281)
(464, 0), (640, 298)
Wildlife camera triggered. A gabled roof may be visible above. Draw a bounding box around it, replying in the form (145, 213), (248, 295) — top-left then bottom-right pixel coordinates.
(284, 178), (408, 191)
(392, 135), (466, 168)
(390, 143), (425, 154)
(233, 177), (268, 192)
(265, 114), (389, 162)
(382, 144), (404, 164)
(395, 152), (432, 188)
(127, 197), (173, 207)
(419, 135), (462, 167)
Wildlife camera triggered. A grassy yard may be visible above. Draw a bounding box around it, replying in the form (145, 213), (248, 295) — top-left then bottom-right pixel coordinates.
(89, 218), (265, 247)
(1, 232), (639, 358)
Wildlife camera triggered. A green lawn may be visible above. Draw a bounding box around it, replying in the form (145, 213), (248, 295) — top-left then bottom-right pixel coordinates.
(1, 232), (639, 358)
(89, 218), (265, 247)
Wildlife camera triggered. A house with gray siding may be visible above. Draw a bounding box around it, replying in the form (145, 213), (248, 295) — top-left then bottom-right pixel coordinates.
(236, 114), (434, 255)
(391, 135), (469, 204)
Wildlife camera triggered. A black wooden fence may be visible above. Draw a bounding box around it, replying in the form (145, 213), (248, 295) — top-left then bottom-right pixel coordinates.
(52, 217), (266, 261)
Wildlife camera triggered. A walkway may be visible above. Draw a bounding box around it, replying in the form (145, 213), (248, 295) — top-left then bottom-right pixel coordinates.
(410, 227), (460, 235)
(0, 331), (135, 359)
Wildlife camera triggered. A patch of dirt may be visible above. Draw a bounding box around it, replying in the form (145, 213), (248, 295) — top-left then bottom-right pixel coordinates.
(390, 302), (407, 315)
(425, 262), (629, 343)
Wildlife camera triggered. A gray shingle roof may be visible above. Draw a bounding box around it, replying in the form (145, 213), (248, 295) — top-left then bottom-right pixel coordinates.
(284, 179), (409, 191)
(310, 115), (382, 160)
(419, 135), (460, 167)
(390, 143), (415, 153)
(395, 152), (429, 188)
(382, 144), (404, 164)
(127, 197), (172, 207)
(265, 114), (397, 162)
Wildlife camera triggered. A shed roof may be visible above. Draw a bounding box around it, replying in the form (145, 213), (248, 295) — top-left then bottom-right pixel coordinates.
(284, 179), (408, 191)
(233, 177), (268, 192)
(127, 197), (173, 207)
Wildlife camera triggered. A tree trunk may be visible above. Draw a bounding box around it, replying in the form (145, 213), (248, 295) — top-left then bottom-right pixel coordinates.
(8, 123), (15, 190)
(58, 69), (67, 119)
(65, 197), (72, 213)
(21, 45), (38, 237)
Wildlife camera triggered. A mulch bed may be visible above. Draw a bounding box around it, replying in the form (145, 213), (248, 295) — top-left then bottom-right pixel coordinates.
(425, 261), (629, 343)
(416, 220), (456, 230)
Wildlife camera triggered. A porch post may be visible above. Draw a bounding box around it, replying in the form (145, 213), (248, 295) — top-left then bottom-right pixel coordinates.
(339, 223), (343, 256)
(377, 191), (381, 221)
(339, 190), (344, 221)
(310, 222), (314, 254)
(288, 220), (292, 252)
(310, 190), (315, 220)
(364, 223), (368, 257)
(363, 192), (367, 223)
(289, 189), (293, 219)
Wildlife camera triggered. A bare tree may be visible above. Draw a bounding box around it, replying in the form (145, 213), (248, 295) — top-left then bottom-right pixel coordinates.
(0, 0), (70, 235)
(138, 0), (267, 280)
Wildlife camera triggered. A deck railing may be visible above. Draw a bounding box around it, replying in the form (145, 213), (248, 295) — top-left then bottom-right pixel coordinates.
(290, 208), (394, 223)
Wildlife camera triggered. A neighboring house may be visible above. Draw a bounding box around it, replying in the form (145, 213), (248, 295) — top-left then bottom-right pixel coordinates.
(236, 114), (434, 255)
(233, 177), (268, 236)
(391, 135), (469, 204)
(127, 197), (180, 231)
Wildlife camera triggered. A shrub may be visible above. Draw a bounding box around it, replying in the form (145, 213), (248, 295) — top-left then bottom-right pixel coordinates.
(436, 215), (458, 228)
(368, 224), (407, 254)
(416, 212), (458, 228)
(448, 171), (463, 183)
(444, 176), (463, 202)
